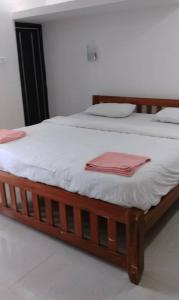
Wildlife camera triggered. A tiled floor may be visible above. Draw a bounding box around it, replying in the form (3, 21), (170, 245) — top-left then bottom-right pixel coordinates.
(0, 202), (178, 300)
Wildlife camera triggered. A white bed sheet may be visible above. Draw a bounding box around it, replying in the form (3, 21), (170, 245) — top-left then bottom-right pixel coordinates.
(69, 112), (179, 139)
(0, 113), (179, 211)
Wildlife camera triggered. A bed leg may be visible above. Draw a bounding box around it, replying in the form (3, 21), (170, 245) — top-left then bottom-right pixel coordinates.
(127, 209), (144, 285)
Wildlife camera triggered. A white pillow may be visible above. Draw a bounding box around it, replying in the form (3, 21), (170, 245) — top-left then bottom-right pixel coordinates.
(85, 103), (136, 118)
(154, 107), (179, 124)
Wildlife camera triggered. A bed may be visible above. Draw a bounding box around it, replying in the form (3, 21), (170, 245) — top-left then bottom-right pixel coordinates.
(0, 95), (179, 284)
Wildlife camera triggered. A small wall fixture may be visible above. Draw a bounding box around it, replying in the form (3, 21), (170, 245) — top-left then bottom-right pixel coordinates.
(87, 45), (98, 62)
(0, 57), (7, 65)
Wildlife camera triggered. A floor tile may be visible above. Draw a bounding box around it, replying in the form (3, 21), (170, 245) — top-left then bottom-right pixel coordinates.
(0, 208), (178, 300)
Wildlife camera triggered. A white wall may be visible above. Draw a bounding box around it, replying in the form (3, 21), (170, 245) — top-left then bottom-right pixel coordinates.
(0, 0), (24, 128)
(43, 3), (179, 116)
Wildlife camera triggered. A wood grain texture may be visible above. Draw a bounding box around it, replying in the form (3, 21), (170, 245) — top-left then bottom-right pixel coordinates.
(0, 95), (179, 284)
(74, 207), (83, 237)
(0, 171), (128, 223)
(93, 95), (179, 108)
(21, 189), (28, 215)
(144, 183), (179, 232)
(46, 198), (53, 226)
(127, 209), (144, 285)
(9, 185), (17, 211)
(0, 182), (6, 207)
(59, 203), (68, 232)
(108, 219), (117, 252)
(33, 193), (40, 221)
(90, 213), (99, 244)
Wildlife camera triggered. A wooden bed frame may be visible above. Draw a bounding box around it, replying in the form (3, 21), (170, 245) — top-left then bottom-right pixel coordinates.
(0, 95), (179, 285)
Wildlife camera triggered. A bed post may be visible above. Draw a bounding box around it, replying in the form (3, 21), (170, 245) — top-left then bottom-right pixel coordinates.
(127, 208), (144, 285)
(93, 95), (100, 105)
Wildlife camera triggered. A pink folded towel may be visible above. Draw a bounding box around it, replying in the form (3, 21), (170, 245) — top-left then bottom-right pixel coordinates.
(85, 152), (150, 177)
(0, 129), (26, 144)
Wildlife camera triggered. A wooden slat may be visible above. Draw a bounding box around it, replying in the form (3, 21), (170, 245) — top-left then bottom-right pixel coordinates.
(74, 207), (82, 237)
(108, 219), (117, 251)
(0, 205), (127, 270)
(33, 193), (40, 220)
(0, 171), (128, 224)
(21, 189), (28, 215)
(59, 203), (67, 232)
(137, 105), (141, 113)
(46, 198), (53, 226)
(157, 106), (161, 112)
(0, 182), (6, 207)
(1, 92), (179, 286)
(147, 105), (151, 114)
(90, 213), (99, 244)
(141, 104), (147, 114)
(127, 209), (144, 284)
(9, 185), (17, 211)
(151, 106), (156, 114)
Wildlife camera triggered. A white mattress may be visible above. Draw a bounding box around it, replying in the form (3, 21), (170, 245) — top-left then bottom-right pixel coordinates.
(0, 112), (179, 211)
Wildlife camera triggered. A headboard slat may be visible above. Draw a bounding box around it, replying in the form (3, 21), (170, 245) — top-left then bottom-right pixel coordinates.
(137, 104), (142, 113)
(93, 95), (179, 114)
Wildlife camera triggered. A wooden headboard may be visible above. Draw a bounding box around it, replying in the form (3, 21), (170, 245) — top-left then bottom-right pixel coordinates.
(93, 95), (179, 114)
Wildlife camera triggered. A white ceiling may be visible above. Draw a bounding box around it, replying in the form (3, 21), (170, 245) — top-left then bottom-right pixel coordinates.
(13, 0), (179, 23)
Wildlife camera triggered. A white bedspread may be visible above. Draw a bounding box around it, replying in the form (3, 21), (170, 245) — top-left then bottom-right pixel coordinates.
(0, 113), (179, 211)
